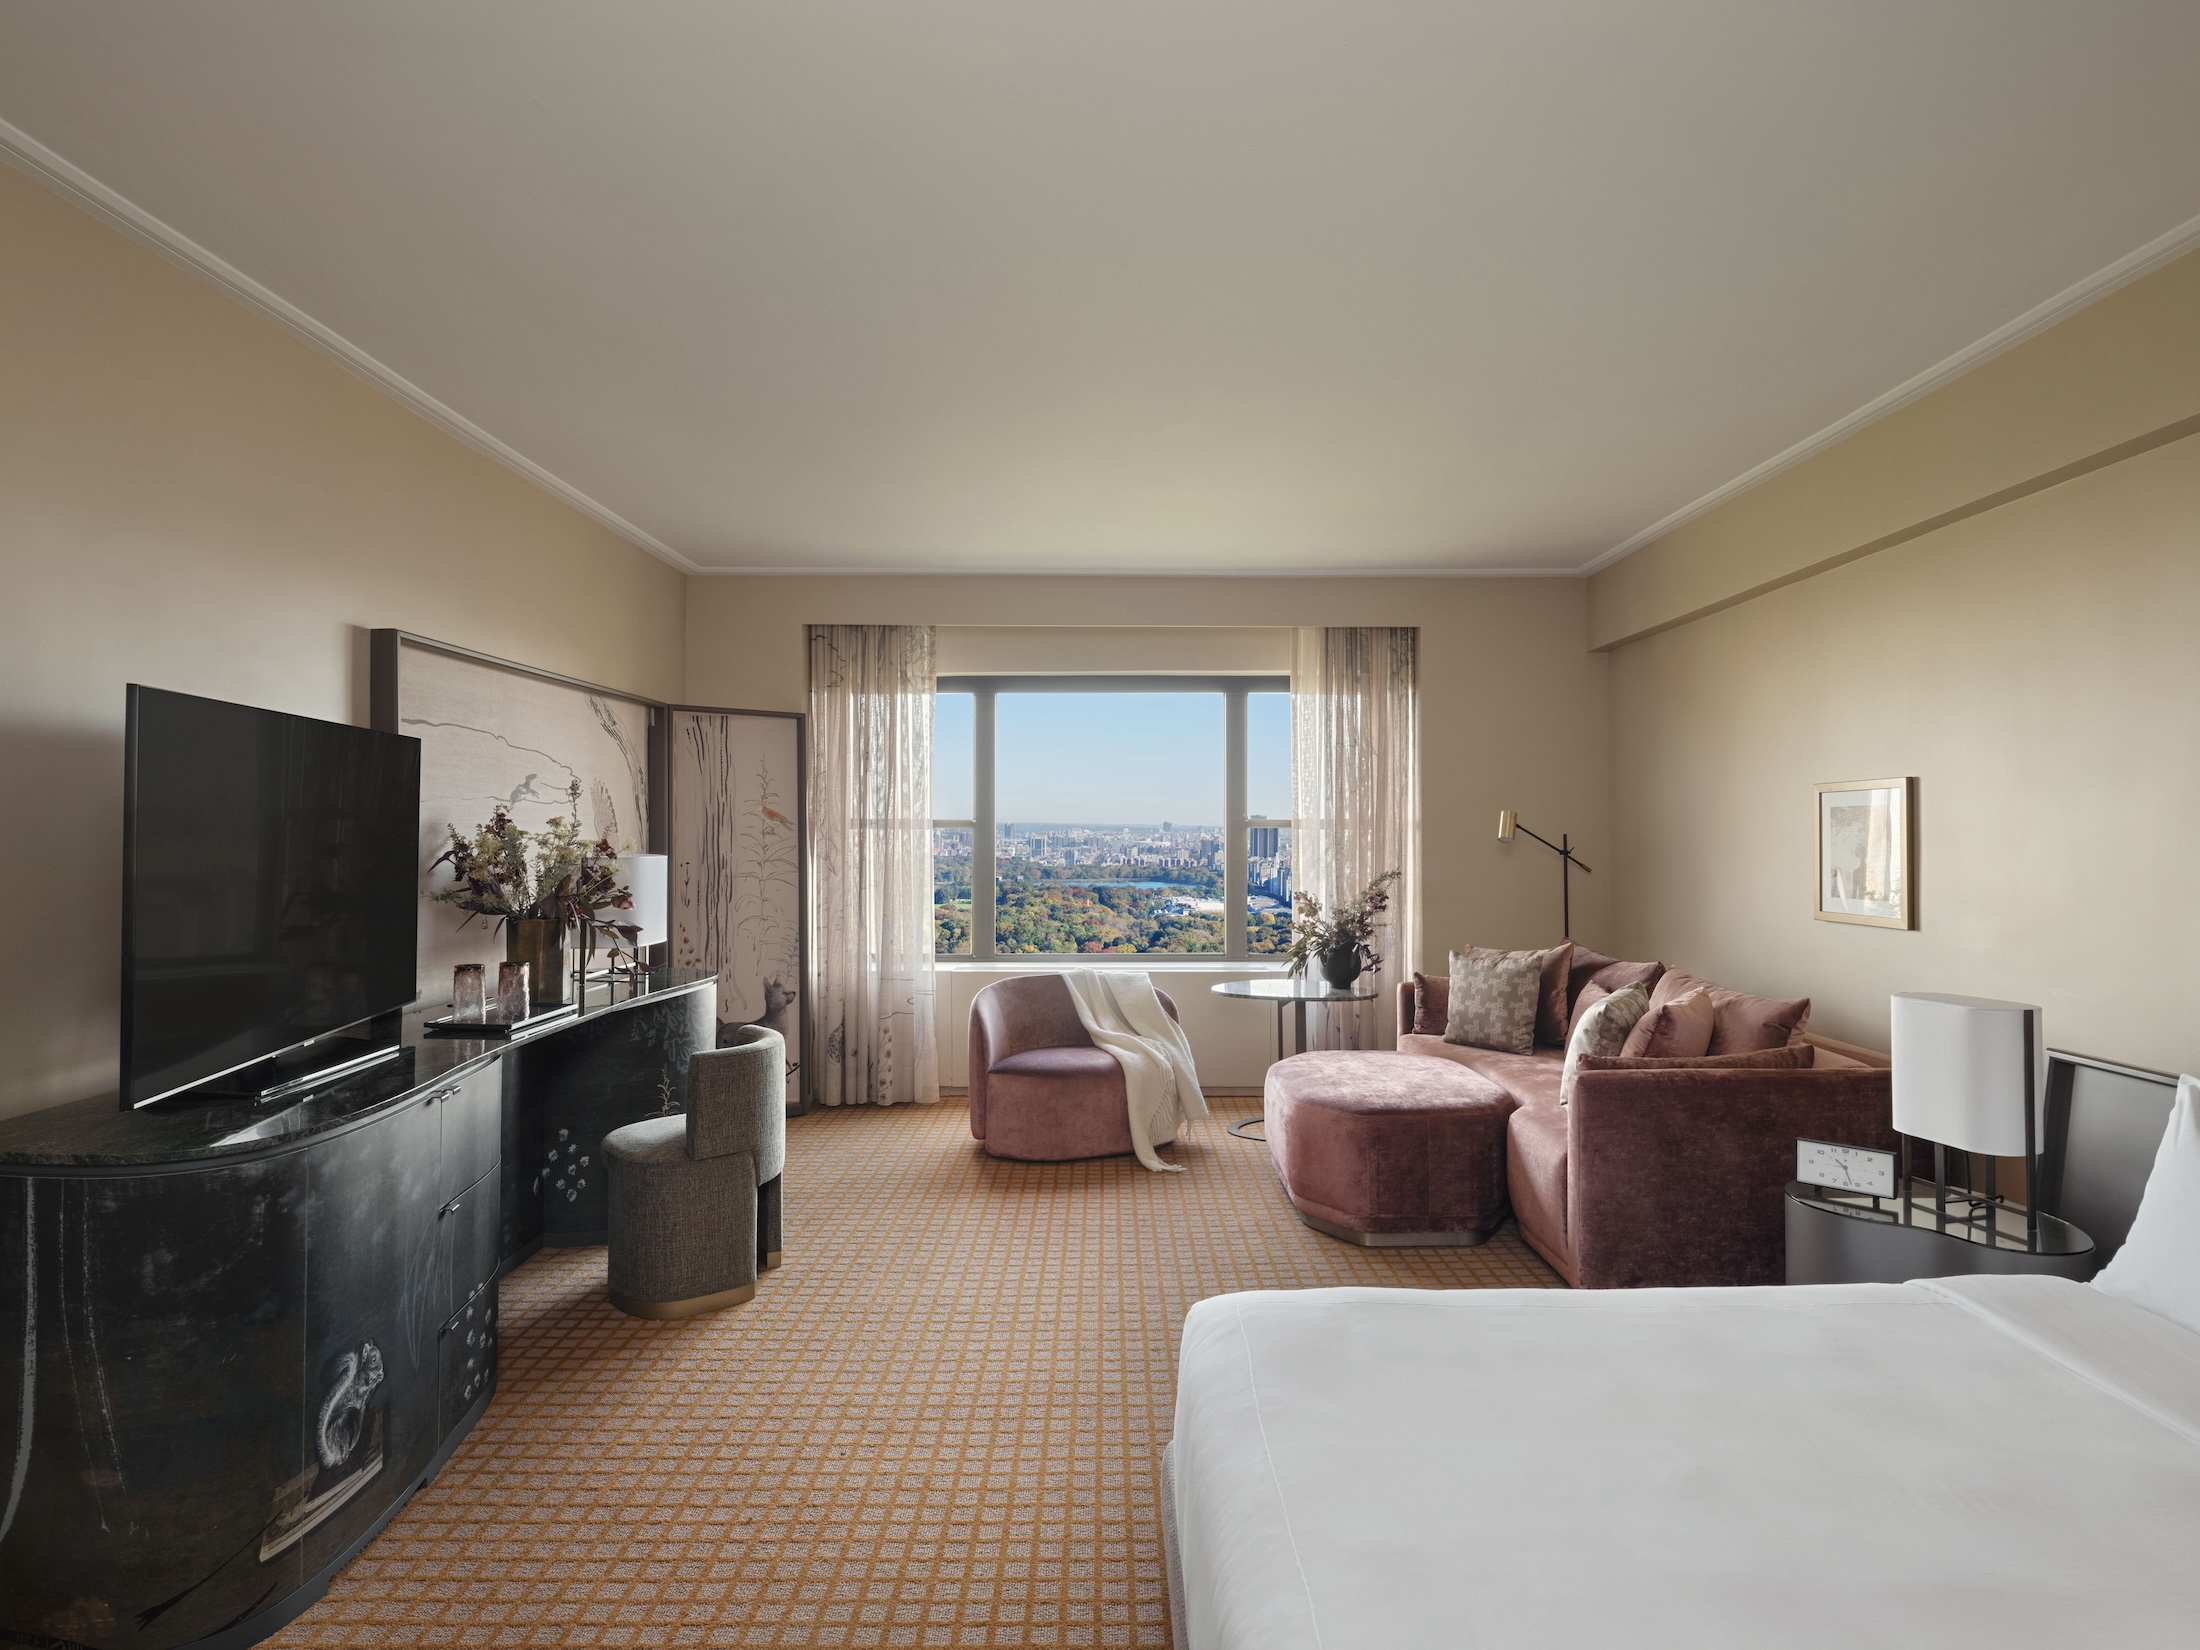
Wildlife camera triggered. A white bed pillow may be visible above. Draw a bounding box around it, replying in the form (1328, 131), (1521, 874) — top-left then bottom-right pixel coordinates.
(2092, 1073), (2200, 1335)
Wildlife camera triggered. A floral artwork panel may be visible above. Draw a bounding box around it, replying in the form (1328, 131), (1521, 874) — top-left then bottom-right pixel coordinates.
(398, 642), (652, 1000)
(670, 709), (804, 1091)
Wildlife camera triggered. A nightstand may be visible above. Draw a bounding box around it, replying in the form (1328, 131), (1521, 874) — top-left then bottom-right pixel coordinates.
(1785, 1181), (2099, 1285)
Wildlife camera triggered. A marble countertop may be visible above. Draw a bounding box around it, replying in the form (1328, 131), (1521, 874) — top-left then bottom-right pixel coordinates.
(0, 969), (716, 1170)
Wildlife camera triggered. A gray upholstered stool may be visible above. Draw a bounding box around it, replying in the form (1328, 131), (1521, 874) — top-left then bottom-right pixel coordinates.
(603, 1025), (787, 1320)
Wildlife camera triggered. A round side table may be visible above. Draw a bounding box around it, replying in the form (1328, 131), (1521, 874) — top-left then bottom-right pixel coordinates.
(1211, 977), (1379, 1140)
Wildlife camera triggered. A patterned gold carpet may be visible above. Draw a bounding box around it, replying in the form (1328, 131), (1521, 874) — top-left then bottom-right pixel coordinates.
(274, 1095), (1559, 1648)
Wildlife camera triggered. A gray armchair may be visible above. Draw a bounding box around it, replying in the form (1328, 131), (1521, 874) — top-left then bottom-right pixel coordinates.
(603, 1025), (786, 1319)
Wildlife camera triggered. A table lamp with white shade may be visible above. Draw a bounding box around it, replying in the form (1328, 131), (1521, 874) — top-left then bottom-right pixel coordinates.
(1891, 992), (2045, 1249)
(616, 852), (669, 972)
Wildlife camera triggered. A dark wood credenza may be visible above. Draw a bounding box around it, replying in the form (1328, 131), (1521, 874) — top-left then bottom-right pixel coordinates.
(0, 970), (716, 1650)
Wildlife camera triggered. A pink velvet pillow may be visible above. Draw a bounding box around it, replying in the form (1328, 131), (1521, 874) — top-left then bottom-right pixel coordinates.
(1410, 972), (1448, 1036)
(1565, 947), (1666, 1016)
(1564, 963), (1666, 1043)
(1457, 943), (1573, 1047)
(1641, 968), (1706, 1015)
(1639, 969), (1812, 1054)
(1621, 986), (1715, 1059)
(1707, 989), (1813, 1055)
(1565, 944), (1618, 998)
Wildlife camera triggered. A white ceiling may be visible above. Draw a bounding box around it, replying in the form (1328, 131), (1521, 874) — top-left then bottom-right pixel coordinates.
(4, 4), (2200, 576)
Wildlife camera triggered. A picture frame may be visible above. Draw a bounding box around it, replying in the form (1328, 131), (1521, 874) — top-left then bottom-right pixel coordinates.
(1814, 776), (1916, 929)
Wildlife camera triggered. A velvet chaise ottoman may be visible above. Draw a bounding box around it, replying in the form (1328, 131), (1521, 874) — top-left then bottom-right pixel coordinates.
(1263, 1052), (1516, 1246)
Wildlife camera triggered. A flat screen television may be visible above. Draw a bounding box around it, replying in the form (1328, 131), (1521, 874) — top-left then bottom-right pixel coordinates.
(122, 685), (421, 1108)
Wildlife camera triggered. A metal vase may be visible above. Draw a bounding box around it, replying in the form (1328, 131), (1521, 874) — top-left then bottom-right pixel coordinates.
(506, 917), (571, 1006)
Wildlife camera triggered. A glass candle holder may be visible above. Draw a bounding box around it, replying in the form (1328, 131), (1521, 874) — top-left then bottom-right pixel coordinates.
(452, 963), (487, 1023)
(497, 961), (531, 1022)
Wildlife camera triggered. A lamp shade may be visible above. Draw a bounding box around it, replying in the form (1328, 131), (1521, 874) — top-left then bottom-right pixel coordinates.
(616, 853), (669, 948)
(1890, 992), (2042, 1156)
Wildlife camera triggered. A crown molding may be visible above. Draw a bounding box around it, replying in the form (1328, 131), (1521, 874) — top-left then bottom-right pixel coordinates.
(1578, 205), (2200, 577)
(0, 114), (702, 576)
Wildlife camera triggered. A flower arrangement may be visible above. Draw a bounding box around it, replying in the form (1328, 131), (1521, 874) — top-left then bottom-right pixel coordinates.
(1283, 869), (1402, 984)
(431, 781), (641, 968)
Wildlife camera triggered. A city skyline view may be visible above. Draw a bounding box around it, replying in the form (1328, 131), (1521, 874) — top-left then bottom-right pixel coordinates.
(935, 818), (1292, 955)
(932, 688), (1295, 953)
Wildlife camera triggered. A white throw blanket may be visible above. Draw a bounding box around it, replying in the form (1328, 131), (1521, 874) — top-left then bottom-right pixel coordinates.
(1061, 969), (1209, 1172)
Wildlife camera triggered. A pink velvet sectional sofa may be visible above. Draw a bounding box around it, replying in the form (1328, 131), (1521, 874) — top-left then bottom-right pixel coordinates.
(1388, 949), (1895, 1287)
(1259, 945), (1897, 1286)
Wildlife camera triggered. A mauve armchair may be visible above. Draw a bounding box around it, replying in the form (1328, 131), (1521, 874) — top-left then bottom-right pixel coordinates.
(968, 975), (1181, 1161)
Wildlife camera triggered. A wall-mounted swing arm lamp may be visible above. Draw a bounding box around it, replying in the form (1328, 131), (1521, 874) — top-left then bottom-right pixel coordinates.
(1496, 810), (1592, 939)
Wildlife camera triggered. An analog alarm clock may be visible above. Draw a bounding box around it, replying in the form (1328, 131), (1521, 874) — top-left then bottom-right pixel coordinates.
(1796, 1138), (1898, 1198)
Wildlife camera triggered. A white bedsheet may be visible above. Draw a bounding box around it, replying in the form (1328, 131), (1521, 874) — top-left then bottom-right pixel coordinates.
(1171, 1278), (2200, 1649)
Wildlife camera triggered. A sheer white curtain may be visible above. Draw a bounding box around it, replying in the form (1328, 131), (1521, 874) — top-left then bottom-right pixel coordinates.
(1292, 627), (1419, 1050)
(808, 625), (940, 1107)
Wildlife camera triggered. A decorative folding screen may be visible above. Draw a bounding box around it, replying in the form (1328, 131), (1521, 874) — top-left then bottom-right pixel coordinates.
(373, 632), (654, 1003)
(668, 707), (808, 1100)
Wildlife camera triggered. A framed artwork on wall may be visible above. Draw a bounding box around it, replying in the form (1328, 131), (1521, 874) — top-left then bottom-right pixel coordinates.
(668, 706), (808, 1107)
(1815, 776), (1916, 930)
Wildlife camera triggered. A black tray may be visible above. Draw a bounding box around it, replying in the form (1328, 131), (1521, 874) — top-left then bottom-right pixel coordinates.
(423, 1001), (579, 1039)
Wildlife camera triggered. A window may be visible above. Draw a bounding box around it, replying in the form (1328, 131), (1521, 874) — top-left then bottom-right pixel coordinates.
(1246, 690), (1293, 955)
(934, 675), (1291, 960)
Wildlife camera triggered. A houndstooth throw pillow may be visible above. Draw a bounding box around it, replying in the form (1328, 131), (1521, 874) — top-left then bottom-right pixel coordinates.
(1560, 982), (1651, 1105)
(1444, 951), (1542, 1054)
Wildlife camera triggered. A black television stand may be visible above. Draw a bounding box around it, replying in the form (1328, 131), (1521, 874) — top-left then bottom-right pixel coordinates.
(0, 970), (718, 1650)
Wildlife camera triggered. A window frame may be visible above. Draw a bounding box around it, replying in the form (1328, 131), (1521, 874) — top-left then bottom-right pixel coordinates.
(935, 673), (1291, 962)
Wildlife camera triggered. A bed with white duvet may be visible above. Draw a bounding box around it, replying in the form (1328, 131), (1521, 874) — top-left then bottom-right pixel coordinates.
(1164, 1076), (2200, 1650)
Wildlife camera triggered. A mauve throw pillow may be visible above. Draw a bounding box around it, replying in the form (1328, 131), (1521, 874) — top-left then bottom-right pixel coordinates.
(1565, 947), (1666, 1014)
(1565, 964), (1661, 1043)
(1565, 944), (1617, 995)
(1410, 972), (1448, 1036)
(1457, 943), (1573, 1046)
(1560, 983), (1651, 1105)
(1621, 986), (1715, 1059)
(1707, 989), (1813, 1054)
(1642, 969), (1707, 1016)
(1445, 952), (1542, 1054)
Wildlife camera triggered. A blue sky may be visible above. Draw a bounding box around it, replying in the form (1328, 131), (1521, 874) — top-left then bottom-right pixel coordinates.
(933, 691), (1291, 825)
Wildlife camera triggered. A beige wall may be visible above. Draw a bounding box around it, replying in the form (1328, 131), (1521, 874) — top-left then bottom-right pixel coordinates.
(1602, 250), (2200, 1076)
(1592, 250), (2200, 650)
(689, 575), (1614, 1078)
(0, 164), (686, 1119)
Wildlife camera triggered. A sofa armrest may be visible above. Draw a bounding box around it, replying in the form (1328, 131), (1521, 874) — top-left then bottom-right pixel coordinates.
(1567, 1066), (1894, 1289)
